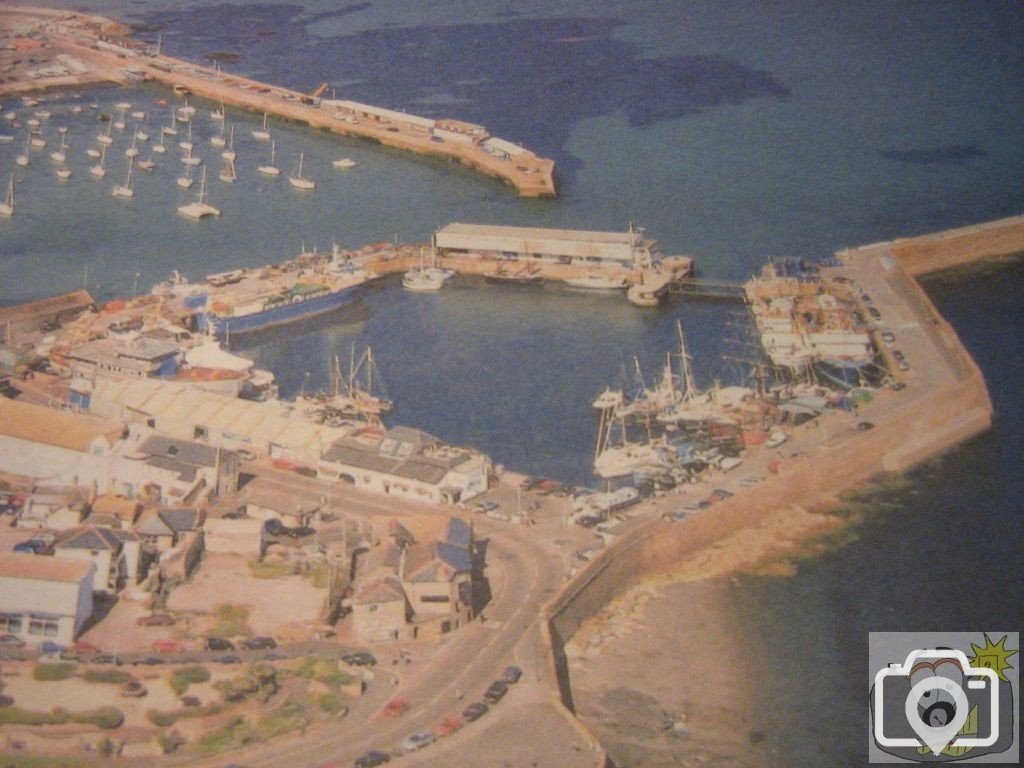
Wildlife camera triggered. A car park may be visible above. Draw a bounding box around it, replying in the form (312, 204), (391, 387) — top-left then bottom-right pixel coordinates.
(354, 751), (391, 768)
(401, 731), (436, 752)
(341, 651), (377, 667)
(483, 679), (508, 704)
(462, 701), (488, 721)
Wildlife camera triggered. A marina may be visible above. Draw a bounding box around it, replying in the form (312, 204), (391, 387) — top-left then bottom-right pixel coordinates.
(0, 3), (1021, 767)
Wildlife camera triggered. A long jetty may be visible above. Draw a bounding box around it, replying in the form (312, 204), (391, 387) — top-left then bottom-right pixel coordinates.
(0, 6), (557, 198)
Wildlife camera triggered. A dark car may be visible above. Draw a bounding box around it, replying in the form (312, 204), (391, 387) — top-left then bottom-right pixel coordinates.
(892, 350), (906, 362)
(134, 656), (164, 666)
(503, 665), (522, 684)
(92, 654), (121, 665)
(341, 652), (377, 667)
(857, 421), (875, 431)
(13, 540), (50, 554)
(241, 636), (277, 650)
(205, 637), (234, 651)
(868, 307), (882, 319)
(575, 515), (602, 529)
(483, 679), (508, 704)
(264, 519), (286, 536)
(354, 750), (391, 767)
(284, 525), (316, 539)
(214, 654), (242, 664)
(462, 701), (489, 722)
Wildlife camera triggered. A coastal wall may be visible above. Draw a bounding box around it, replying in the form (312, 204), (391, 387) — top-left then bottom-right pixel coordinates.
(539, 227), (1001, 755)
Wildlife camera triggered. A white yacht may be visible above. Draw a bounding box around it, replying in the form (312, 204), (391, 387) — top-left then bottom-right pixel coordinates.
(125, 130), (139, 158)
(176, 161), (195, 189)
(0, 174), (14, 217)
(251, 112), (270, 141)
(288, 152), (315, 190)
(97, 118), (114, 145)
(221, 125), (236, 161)
(112, 158), (135, 198)
(218, 156), (237, 183)
(153, 133), (167, 154)
(49, 132), (68, 163)
(89, 144), (108, 177)
(257, 140), (280, 176)
(332, 157), (357, 169)
(177, 166), (221, 219)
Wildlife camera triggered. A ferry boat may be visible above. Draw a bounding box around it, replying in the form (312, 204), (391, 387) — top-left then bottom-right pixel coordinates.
(166, 250), (373, 337)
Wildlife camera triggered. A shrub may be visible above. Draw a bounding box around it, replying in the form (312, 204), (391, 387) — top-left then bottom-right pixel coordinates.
(147, 709), (179, 727)
(170, 666), (211, 695)
(159, 730), (186, 754)
(196, 717), (258, 755)
(249, 561), (291, 580)
(82, 669), (134, 685)
(0, 706), (68, 726)
(32, 662), (78, 681)
(72, 706), (124, 729)
(255, 700), (309, 738)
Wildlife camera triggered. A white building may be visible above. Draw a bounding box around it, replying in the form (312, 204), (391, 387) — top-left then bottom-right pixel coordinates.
(0, 553), (95, 646)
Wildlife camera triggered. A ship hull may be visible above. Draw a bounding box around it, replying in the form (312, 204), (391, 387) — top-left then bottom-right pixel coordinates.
(198, 283), (363, 336)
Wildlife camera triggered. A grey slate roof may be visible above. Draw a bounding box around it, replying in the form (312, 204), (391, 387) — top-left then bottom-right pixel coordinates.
(139, 435), (219, 468)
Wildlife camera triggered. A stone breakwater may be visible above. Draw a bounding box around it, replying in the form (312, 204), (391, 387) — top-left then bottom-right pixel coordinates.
(538, 214), (1024, 764)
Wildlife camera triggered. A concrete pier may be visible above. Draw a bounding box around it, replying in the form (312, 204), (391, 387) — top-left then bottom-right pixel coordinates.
(0, 6), (557, 198)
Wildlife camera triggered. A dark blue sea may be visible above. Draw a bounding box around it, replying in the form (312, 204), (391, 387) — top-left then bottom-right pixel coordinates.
(1, 2), (1022, 764)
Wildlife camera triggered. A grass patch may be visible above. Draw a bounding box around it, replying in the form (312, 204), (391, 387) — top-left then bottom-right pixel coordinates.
(170, 665), (211, 696)
(255, 700), (310, 738)
(249, 561), (291, 579)
(294, 656), (356, 688)
(32, 662), (78, 681)
(82, 669), (134, 685)
(0, 757), (95, 768)
(196, 716), (259, 756)
(210, 603), (251, 638)
(318, 692), (346, 715)
(0, 705), (122, 729)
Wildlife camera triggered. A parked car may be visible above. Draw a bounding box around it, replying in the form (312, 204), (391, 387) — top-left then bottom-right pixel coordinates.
(13, 540), (50, 554)
(136, 613), (175, 627)
(214, 654), (242, 664)
(575, 515), (602, 529)
(401, 731), (436, 752)
(284, 525), (316, 539)
(341, 652), (377, 667)
(134, 656), (164, 666)
(382, 698), (409, 717)
(483, 679), (508, 704)
(92, 654), (121, 666)
(474, 500), (499, 514)
(241, 636), (277, 650)
(433, 715), (464, 738)
(152, 639), (185, 654)
(205, 637), (234, 651)
(857, 421), (875, 431)
(868, 307), (882, 319)
(0, 634), (26, 648)
(503, 665), (523, 684)
(264, 519), (286, 536)
(462, 701), (488, 722)
(354, 751), (391, 768)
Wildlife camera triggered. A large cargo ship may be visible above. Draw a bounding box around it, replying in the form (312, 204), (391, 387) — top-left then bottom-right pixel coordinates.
(156, 247), (374, 337)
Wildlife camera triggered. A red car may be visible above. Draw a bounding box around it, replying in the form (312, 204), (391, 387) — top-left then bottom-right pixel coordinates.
(382, 698), (409, 717)
(152, 639), (185, 654)
(136, 613), (176, 627)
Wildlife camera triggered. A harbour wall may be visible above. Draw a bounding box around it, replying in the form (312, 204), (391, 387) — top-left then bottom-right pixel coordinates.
(537, 224), (1000, 758)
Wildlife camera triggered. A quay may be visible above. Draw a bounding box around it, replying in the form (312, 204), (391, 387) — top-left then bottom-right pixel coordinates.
(0, 6), (557, 198)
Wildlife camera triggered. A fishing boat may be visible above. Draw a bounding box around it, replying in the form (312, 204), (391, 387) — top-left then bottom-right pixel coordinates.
(565, 274), (627, 291)
(177, 166), (220, 219)
(332, 157), (357, 169)
(288, 152), (315, 190)
(111, 158), (135, 198)
(251, 112), (270, 141)
(177, 160), (195, 189)
(0, 174), (14, 217)
(89, 144), (108, 177)
(180, 253), (371, 336)
(257, 140), (280, 176)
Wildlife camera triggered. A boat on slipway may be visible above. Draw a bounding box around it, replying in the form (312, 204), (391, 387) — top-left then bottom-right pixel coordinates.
(157, 248), (375, 337)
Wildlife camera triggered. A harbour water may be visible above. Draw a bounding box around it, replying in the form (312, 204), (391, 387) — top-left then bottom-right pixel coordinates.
(2, 2), (1022, 763)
